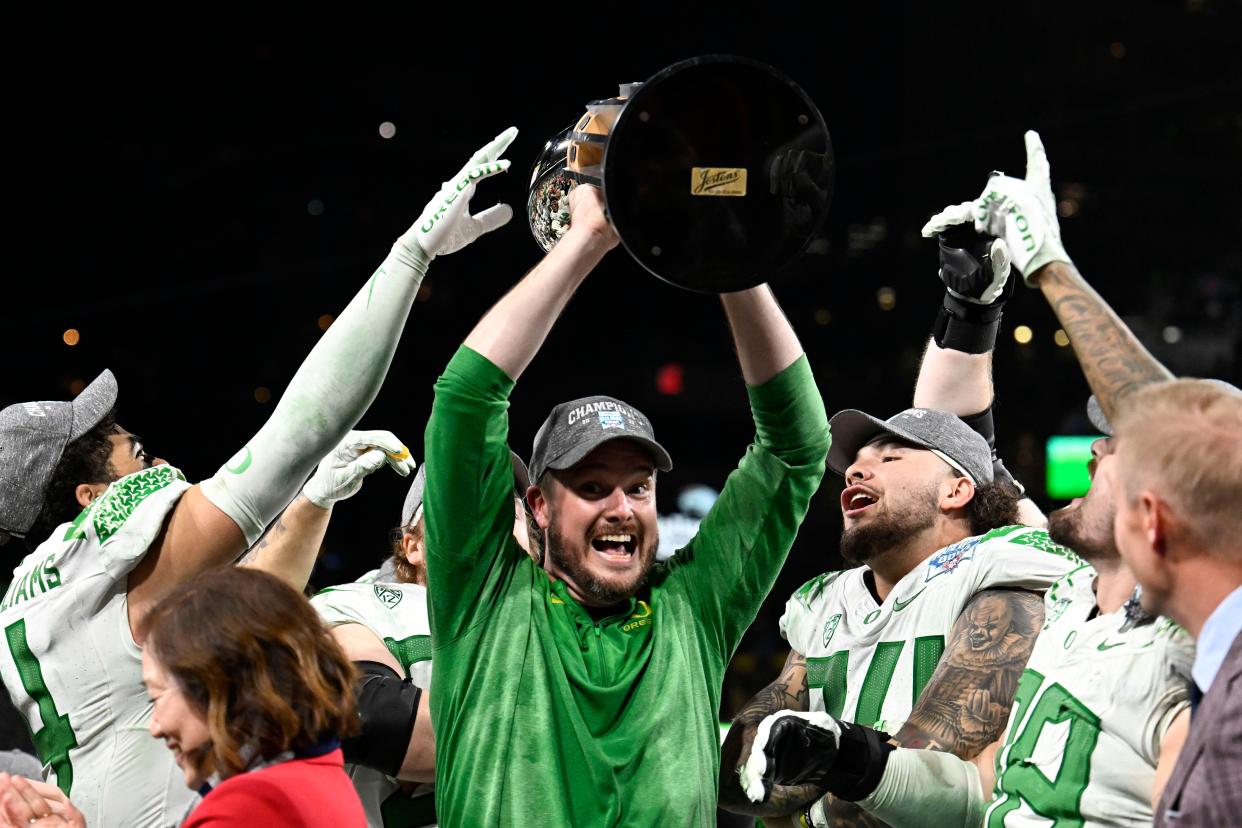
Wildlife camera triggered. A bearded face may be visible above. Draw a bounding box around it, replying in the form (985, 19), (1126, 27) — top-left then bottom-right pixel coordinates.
(1047, 443), (1119, 562)
(839, 479), (943, 566)
(535, 440), (660, 608)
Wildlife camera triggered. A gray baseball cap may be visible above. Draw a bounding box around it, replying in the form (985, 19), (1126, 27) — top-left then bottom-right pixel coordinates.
(0, 370), (119, 537)
(400, 450), (532, 527)
(827, 407), (993, 485)
(1087, 379), (1240, 437)
(529, 395), (673, 485)
(1085, 395), (1113, 436)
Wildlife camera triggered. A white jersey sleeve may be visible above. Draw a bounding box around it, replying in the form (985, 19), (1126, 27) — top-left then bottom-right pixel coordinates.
(0, 466), (198, 828)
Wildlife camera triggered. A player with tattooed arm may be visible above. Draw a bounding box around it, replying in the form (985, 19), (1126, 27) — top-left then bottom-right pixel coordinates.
(744, 131), (1195, 828)
(719, 180), (1083, 827)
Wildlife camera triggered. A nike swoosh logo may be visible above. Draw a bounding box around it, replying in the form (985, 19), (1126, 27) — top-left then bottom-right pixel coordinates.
(893, 588), (927, 612)
(1097, 640), (1124, 651)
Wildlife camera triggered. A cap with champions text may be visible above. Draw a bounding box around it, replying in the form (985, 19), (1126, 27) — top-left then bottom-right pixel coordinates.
(529, 395), (673, 485)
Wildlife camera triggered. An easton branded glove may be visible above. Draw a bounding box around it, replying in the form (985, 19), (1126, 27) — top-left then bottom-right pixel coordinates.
(303, 430), (415, 509)
(392, 127), (518, 275)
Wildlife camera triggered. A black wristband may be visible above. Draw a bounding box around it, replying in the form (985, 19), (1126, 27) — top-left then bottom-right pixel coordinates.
(933, 292), (1004, 354)
(823, 723), (895, 802)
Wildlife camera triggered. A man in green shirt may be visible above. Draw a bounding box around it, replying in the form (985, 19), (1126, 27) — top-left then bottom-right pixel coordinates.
(423, 185), (830, 826)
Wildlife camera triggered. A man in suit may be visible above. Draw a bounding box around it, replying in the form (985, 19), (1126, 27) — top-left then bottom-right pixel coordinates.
(1112, 378), (1242, 827)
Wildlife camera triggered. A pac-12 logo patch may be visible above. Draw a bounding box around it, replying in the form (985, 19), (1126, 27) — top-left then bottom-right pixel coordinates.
(598, 411), (625, 430)
(374, 585), (403, 609)
(823, 613), (842, 648)
(924, 538), (980, 582)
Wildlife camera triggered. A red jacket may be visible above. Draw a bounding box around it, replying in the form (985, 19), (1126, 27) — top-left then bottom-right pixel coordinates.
(183, 748), (364, 827)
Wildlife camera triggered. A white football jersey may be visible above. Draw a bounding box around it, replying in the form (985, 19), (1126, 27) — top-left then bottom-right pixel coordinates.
(0, 466), (197, 828)
(781, 525), (1081, 733)
(312, 570), (434, 828)
(985, 564), (1193, 827)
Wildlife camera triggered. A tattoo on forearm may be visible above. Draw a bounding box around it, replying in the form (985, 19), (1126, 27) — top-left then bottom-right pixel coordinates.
(896, 589), (1044, 759)
(237, 512), (287, 565)
(720, 651), (823, 816)
(1040, 264), (1171, 413)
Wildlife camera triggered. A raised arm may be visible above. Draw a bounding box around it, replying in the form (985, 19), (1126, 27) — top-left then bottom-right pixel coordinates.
(719, 285), (804, 386)
(910, 224), (1010, 416)
(239, 430), (413, 589)
(1030, 261), (1171, 421)
(128, 130), (515, 629)
(424, 185), (619, 639)
(909, 220), (1044, 523)
(934, 130), (1172, 425)
(463, 185), (618, 381)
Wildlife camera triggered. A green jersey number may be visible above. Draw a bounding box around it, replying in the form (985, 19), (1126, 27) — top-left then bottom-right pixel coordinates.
(986, 669), (1101, 828)
(4, 620), (78, 794)
(806, 635), (945, 726)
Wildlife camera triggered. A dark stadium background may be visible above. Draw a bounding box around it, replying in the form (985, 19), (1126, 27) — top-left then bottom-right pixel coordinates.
(3, 0), (1239, 746)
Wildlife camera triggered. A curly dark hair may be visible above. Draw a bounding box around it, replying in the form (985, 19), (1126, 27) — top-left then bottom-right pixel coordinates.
(27, 408), (118, 542)
(963, 478), (1023, 536)
(139, 567), (358, 780)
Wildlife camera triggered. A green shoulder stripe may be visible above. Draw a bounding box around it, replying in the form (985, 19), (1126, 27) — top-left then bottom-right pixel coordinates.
(993, 528), (1083, 566)
(794, 571), (842, 611)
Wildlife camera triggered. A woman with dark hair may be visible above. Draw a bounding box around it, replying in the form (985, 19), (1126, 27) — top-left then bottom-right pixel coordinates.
(0, 568), (365, 827)
(140, 567), (364, 826)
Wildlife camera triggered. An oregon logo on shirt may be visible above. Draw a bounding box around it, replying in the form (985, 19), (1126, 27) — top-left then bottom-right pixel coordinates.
(622, 601), (653, 633)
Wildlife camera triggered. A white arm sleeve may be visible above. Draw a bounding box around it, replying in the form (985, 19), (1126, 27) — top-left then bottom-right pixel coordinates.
(200, 247), (423, 543)
(856, 749), (987, 828)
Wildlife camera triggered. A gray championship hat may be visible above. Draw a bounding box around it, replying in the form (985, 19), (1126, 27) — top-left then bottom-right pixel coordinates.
(0, 370), (118, 537)
(400, 450), (532, 527)
(529, 395), (673, 485)
(827, 407), (993, 485)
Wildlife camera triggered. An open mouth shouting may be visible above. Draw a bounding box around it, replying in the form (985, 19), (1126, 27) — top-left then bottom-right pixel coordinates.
(841, 485), (880, 519)
(591, 532), (638, 566)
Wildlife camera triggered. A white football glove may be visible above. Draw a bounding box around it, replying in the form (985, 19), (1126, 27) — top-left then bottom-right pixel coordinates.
(302, 430), (415, 509)
(923, 130), (1070, 283)
(392, 127), (518, 275)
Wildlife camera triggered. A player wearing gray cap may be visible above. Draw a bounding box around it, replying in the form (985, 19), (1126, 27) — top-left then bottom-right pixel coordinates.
(744, 131), (1207, 828)
(720, 402), (1080, 823)
(0, 128), (516, 827)
(422, 185), (829, 826)
(721, 193), (1083, 824)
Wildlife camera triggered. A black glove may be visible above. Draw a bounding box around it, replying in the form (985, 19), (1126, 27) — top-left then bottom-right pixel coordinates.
(932, 224), (1015, 354)
(761, 714), (894, 803)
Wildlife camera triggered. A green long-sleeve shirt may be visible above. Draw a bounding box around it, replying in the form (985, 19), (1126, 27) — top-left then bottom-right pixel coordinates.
(425, 345), (828, 826)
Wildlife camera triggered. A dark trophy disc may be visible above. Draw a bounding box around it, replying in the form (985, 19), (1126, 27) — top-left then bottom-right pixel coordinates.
(603, 55), (833, 293)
